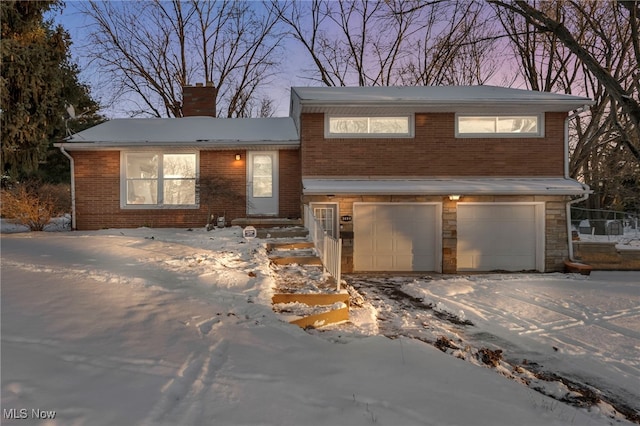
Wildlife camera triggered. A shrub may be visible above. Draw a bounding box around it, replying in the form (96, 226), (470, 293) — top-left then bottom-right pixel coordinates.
(37, 183), (71, 215)
(0, 182), (62, 231)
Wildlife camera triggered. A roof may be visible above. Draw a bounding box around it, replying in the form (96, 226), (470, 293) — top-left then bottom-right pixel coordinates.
(57, 117), (300, 150)
(302, 178), (590, 196)
(291, 86), (594, 114)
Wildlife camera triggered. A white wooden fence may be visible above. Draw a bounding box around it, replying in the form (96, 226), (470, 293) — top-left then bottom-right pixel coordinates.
(304, 205), (343, 291)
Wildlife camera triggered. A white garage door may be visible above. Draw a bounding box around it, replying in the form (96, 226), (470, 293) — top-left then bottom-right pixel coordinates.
(457, 203), (544, 272)
(354, 203), (441, 272)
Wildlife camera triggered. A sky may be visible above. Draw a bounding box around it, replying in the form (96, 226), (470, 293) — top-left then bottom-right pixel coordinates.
(49, 1), (306, 118)
(48, 1), (523, 120)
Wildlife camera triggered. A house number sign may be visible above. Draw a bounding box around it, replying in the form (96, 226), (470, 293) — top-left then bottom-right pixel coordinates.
(341, 215), (352, 222)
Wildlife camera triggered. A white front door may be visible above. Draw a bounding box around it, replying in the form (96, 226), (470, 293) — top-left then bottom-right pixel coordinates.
(247, 151), (278, 216)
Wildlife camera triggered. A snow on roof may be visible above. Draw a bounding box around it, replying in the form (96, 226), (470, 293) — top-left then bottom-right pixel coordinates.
(61, 116), (299, 147)
(302, 177), (590, 196)
(291, 86), (594, 113)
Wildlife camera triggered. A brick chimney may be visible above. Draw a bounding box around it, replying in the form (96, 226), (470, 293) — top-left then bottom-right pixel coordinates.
(182, 82), (217, 117)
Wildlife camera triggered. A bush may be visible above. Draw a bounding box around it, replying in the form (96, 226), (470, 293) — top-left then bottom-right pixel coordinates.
(38, 182), (71, 215)
(0, 181), (67, 231)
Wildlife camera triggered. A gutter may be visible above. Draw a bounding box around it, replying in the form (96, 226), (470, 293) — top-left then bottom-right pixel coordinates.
(564, 105), (592, 262)
(58, 147), (76, 230)
(54, 141), (300, 151)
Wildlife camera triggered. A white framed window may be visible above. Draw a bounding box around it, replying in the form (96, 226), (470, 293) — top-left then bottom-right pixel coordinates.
(121, 152), (198, 208)
(326, 115), (413, 138)
(456, 114), (543, 137)
(311, 202), (339, 238)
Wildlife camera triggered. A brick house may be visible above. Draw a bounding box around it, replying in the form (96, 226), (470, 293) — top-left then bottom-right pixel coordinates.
(56, 85), (593, 274)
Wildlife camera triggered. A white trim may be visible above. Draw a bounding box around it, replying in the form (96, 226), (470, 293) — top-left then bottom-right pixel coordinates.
(457, 202), (545, 272)
(120, 151), (200, 210)
(455, 113), (544, 138)
(302, 177), (589, 196)
(353, 202), (442, 273)
(325, 114), (414, 138)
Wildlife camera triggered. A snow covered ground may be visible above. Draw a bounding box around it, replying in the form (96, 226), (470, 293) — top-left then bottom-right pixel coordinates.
(1, 225), (639, 425)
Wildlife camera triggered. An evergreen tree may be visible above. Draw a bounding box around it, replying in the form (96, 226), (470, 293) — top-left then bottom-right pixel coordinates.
(1, 0), (101, 181)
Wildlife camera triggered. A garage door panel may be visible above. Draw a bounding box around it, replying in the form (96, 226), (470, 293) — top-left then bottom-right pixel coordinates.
(354, 203), (440, 272)
(474, 254), (533, 271)
(457, 204), (543, 272)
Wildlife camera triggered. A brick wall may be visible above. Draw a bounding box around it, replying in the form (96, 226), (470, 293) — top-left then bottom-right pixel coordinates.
(182, 83), (217, 117)
(279, 149), (302, 219)
(200, 150), (247, 221)
(71, 149), (301, 230)
(301, 112), (566, 177)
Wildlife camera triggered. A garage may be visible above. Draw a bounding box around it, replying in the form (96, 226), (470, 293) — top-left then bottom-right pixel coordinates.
(353, 203), (441, 272)
(457, 203), (545, 272)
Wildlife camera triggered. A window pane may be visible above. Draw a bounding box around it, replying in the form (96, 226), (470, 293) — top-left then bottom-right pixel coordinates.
(497, 116), (538, 133)
(127, 180), (157, 204)
(329, 117), (368, 134)
(458, 117), (496, 133)
(126, 154), (158, 178)
(252, 154), (273, 197)
(370, 117), (409, 134)
(314, 207), (334, 234)
(124, 152), (197, 207)
(164, 179), (196, 205)
(164, 154), (196, 178)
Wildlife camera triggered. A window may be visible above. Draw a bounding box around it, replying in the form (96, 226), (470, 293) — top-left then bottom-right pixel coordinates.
(122, 152), (197, 208)
(313, 204), (338, 238)
(326, 115), (412, 137)
(251, 154), (273, 198)
(456, 114), (542, 137)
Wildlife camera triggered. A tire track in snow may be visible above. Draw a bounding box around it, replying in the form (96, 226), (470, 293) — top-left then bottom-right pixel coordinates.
(346, 276), (640, 423)
(140, 338), (230, 426)
(503, 291), (640, 341)
(2, 334), (181, 377)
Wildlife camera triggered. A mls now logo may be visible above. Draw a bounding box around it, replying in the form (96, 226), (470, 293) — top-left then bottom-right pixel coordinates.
(3, 408), (57, 420)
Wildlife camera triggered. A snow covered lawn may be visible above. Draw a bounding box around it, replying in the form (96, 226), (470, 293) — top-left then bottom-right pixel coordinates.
(1, 227), (638, 425)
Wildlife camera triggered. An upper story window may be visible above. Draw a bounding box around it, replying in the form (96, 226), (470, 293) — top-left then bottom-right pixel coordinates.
(326, 115), (413, 138)
(456, 114), (543, 137)
(122, 152), (198, 208)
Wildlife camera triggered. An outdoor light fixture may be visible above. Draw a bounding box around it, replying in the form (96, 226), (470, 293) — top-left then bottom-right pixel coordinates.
(449, 195), (462, 201)
(235, 154), (241, 161)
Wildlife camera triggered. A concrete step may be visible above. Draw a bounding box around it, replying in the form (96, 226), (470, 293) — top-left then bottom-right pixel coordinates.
(266, 241), (315, 251)
(256, 227), (309, 239)
(231, 218), (308, 239)
(231, 217), (302, 228)
(270, 256), (322, 266)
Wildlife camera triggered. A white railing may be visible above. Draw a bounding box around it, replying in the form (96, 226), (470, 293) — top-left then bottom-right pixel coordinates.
(304, 205), (343, 291)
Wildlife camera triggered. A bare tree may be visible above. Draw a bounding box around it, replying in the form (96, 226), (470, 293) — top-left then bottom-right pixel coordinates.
(489, 0), (640, 163)
(398, 0), (499, 86)
(80, 0), (283, 117)
(490, 0), (640, 215)
(271, 0), (498, 87)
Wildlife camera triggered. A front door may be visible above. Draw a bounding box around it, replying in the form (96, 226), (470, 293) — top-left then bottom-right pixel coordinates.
(311, 203), (339, 238)
(247, 151), (278, 216)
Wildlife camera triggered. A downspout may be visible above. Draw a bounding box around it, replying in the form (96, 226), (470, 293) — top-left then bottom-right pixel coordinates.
(564, 105), (591, 262)
(59, 146), (76, 230)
